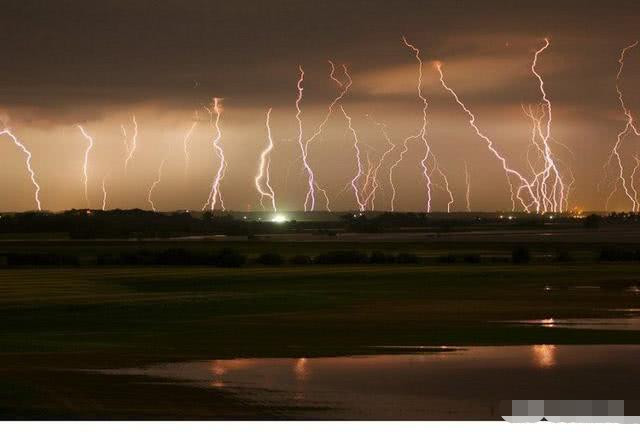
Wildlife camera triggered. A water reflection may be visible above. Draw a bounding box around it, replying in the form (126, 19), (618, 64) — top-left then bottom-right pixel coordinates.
(540, 318), (555, 328)
(96, 345), (640, 420)
(210, 361), (226, 388)
(501, 316), (640, 331)
(294, 357), (309, 380)
(531, 344), (556, 368)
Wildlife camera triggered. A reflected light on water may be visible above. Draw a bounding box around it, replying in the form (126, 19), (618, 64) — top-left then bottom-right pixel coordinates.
(294, 357), (309, 381)
(210, 360), (226, 388)
(541, 318), (555, 328)
(211, 361), (226, 376)
(532, 344), (556, 368)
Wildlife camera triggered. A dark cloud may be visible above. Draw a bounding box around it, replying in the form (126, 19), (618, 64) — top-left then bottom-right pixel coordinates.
(1, 1), (640, 212)
(1, 0), (639, 113)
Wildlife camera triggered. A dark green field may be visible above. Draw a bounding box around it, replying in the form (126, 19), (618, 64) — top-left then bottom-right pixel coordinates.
(2, 234), (640, 418)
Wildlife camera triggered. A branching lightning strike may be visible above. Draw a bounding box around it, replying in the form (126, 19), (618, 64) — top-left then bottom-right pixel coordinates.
(464, 161), (471, 212)
(436, 61), (540, 212)
(0, 128), (42, 210)
(203, 98), (227, 211)
(296, 61), (353, 211)
(124, 115), (139, 172)
(183, 110), (199, 178)
(147, 159), (166, 212)
(76, 125), (94, 208)
(255, 107), (277, 212)
(402, 36), (435, 212)
(604, 41), (640, 211)
(341, 105), (366, 211)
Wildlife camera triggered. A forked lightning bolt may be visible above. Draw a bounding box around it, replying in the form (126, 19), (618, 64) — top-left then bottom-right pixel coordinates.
(101, 175), (108, 211)
(76, 125), (94, 207)
(183, 110), (199, 178)
(604, 41), (640, 211)
(124, 115), (139, 172)
(296, 62), (353, 211)
(148, 159), (166, 212)
(203, 98), (226, 211)
(464, 161), (471, 211)
(0, 128), (42, 210)
(436, 61), (539, 212)
(388, 135), (412, 212)
(530, 38), (566, 212)
(363, 119), (397, 210)
(255, 107), (277, 212)
(341, 105), (365, 211)
(402, 36), (434, 211)
(294, 66), (314, 211)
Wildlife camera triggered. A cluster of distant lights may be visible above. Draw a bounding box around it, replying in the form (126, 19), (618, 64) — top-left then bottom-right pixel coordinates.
(242, 214), (289, 223)
(2, 37), (640, 214)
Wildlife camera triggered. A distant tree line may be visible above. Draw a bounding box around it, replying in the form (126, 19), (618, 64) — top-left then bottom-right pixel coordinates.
(1, 210), (637, 239)
(0, 245), (586, 267)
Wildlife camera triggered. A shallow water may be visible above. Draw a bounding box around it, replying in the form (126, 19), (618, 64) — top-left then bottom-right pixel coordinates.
(97, 345), (640, 419)
(502, 316), (640, 330)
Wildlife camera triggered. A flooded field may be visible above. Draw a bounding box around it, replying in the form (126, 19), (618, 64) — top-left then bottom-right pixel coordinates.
(95, 344), (640, 419)
(2, 263), (640, 419)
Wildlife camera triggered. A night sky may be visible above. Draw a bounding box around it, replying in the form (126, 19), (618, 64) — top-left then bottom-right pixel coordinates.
(2, 0), (640, 212)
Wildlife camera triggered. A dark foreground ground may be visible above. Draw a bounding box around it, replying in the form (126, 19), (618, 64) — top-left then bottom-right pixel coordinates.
(2, 229), (640, 419)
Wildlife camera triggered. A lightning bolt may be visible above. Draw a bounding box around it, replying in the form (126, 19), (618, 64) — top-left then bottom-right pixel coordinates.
(296, 62), (353, 212)
(631, 155), (640, 208)
(436, 61), (539, 212)
(183, 110), (198, 179)
(148, 159), (166, 212)
(0, 128), (42, 211)
(361, 151), (374, 206)
(203, 98), (226, 211)
(315, 182), (331, 212)
(341, 105), (366, 211)
(124, 114), (138, 173)
(363, 119), (397, 211)
(294, 66), (315, 211)
(464, 161), (471, 211)
(76, 125), (94, 208)
(402, 36), (434, 212)
(530, 38), (566, 212)
(120, 124), (128, 159)
(255, 107), (277, 212)
(435, 165), (454, 213)
(604, 41), (640, 211)
(101, 175), (108, 211)
(388, 135), (412, 212)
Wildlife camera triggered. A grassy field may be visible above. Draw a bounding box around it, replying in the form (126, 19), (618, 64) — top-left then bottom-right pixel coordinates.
(2, 263), (640, 362)
(0, 236), (621, 262)
(2, 235), (640, 418)
(1, 263), (640, 418)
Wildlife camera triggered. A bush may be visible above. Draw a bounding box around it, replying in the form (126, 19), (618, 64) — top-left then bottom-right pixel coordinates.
(369, 251), (392, 264)
(396, 252), (419, 264)
(583, 214), (601, 229)
(5, 252), (78, 266)
(490, 256), (510, 264)
(289, 254), (313, 265)
(120, 250), (155, 265)
(257, 252), (284, 266)
(156, 248), (194, 265)
(216, 248), (247, 267)
(314, 250), (368, 265)
(599, 247), (640, 262)
(463, 254), (481, 264)
(437, 254), (457, 264)
(512, 246), (531, 264)
(553, 249), (573, 263)
(97, 253), (120, 265)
